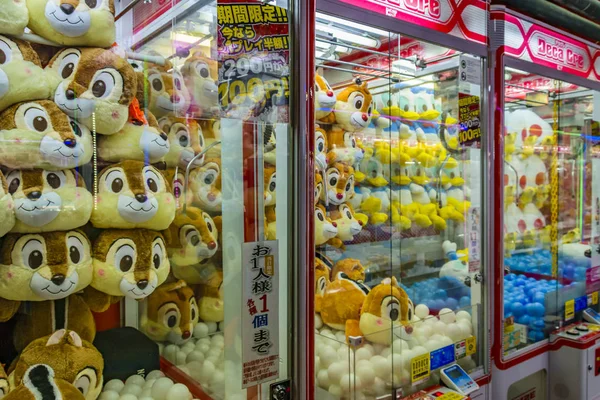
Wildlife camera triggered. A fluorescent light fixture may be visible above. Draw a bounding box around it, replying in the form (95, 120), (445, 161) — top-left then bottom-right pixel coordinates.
(315, 40), (349, 53)
(317, 12), (390, 36)
(505, 66), (528, 75)
(316, 23), (378, 48)
(315, 51), (336, 60)
(172, 33), (211, 46)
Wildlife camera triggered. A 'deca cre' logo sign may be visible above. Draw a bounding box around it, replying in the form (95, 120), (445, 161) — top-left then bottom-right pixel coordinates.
(386, 0), (441, 19)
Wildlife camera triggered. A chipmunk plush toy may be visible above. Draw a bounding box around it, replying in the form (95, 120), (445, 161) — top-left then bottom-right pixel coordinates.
(181, 51), (219, 117)
(331, 258), (365, 282)
(0, 36), (55, 114)
(199, 119), (221, 158)
(142, 280), (199, 344)
(6, 169), (92, 233)
(315, 126), (328, 170)
(136, 63), (190, 119)
(333, 78), (373, 133)
(346, 277), (414, 345)
(315, 170), (323, 205)
(84, 229), (170, 312)
(0, 100), (92, 169)
(196, 270), (223, 322)
(0, 1), (28, 36)
(321, 162), (354, 206)
(98, 105), (170, 163)
(327, 202), (363, 248)
(163, 207), (220, 283)
(0, 171), (15, 237)
(320, 272), (369, 331)
(315, 204), (337, 246)
(26, 0), (115, 47)
(189, 158), (222, 213)
(326, 126), (365, 166)
(314, 258), (331, 314)
(315, 73), (336, 123)
(264, 164), (277, 240)
(159, 117), (205, 168)
(10, 329), (104, 400)
(4, 364), (85, 400)
(49, 47), (137, 135)
(91, 160), (176, 230)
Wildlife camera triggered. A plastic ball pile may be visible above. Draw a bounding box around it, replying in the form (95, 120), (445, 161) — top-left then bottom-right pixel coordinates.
(401, 277), (471, 312)
(503, 273), (557, 342)
(505, 250), (589, 281)
(99, 371), (195, 400)
(315, 307), (475, 398)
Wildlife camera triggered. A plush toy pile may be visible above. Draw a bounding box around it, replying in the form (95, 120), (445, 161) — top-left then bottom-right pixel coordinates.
(0, 1), (227, 398)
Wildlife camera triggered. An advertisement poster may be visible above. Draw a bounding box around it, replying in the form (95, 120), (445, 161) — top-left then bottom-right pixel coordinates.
(241, 241), (279, 388)
(458, 93), (481, 147)
(217, 1), (290, 121)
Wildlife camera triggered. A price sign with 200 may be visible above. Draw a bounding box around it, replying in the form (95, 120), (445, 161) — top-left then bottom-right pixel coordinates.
(221, 55), (285, 80)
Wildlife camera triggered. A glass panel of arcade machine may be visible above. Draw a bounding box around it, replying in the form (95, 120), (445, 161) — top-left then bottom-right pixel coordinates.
(502, 68), (600, 356)
(314, 14), (485, 398)
(118, 1), (292, 398)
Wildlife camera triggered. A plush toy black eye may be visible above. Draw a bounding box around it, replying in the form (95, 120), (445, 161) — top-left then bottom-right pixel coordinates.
(404, 105), (410, 112)
(33, 116), (48, 132)
(152, 78), (163, 91)
(0, 50), (6, 65)
(422, 104), (428, 112)
(120, 255), (133, 272)
(269, 181), (276, 192)
(346, 210), (352, 219)
(147, 178), (158, 192)
(92, 80), (106, 97)
(204, 174), (214, 185)
(153, 253), (160, 269)
(345, 182), (351, 191)
(199, 67), (209, 78)
(450, 172), (456, 179)
(168, 315), (177, 328)
(62, 63), (74, 79)
(315, 83), (319, 92)
(191, 235), (200, 246)
(70, 121), (82, 137)
(206, 220), (213, 232)
(318, 142), (324, 152)
(70, 246), (81, 263)
(111, 178), (123, 193)
(29, 250), (43, 269)
(317, 212), (324, 221)
(329, 177), (337, 186)
(191, 308), (196, 321)
(46, 173), (61, 189)
(8, 178), (19, 194)
(85, 0), (97, 7)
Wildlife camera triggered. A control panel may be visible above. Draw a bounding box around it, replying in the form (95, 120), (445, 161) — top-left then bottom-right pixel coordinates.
(440, 364), (479, 395)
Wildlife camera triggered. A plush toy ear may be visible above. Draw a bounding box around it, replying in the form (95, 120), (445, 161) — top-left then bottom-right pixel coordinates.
(0, 298), (20, 322)
(162, 280), (187, 292)
(212, 216), (222, 236)
(46, 329), (67, 346)
(68, 331), (83, 348)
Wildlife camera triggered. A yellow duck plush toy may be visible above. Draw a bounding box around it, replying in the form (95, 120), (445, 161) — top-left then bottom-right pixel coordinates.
(408, 156), (447, 230)
(391, 155), (431, 229)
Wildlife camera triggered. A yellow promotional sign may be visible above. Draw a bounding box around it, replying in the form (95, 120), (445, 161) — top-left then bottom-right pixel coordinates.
(466, 336), (476, 356)
(565, 299), (575, 321)
(411, 353), (430, 384)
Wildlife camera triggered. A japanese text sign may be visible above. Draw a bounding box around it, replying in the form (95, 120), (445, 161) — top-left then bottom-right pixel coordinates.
(241, 240), (279, 388)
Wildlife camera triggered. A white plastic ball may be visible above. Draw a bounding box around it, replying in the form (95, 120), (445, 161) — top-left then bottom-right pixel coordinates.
(457, 321), (472, 338)
(424, 340), (441, 352)
(210, 370), (225, 387)
(355, 363), (376, 386)
(176, 351), (188, 365)
(315, 356), (321, 372)
(379, 347), (392, 358)
(446, 323), (462, 342)
(104, 380), (125, 393)
(430, 334), (444, 342)
(146, 370), (165, 381)
(163, 345), (179, 363)
(372, 377), (387, 396)
(143, 379), (156, 390)
(400, 350), (415, 369)
(372, 343), (386, 355)
(411, 346), (428, 357)
(317, 369), (330, 388)
(370, 355), (390, 378)
(151, 377), (175, 400)
(319, 346), (336, 366)
(388, 353), (403, 371)
(439, 336), (454, 347)
(335, 331), (346, 343)
(166, 383), (191, 400)
(118, 395), (138, 400)
(392, 339), (410, 352)
(415, 304), (430, 319)
(355, 347), (373, 362)
(99, 391), (120, 400)
(315, 314), (323, 329)
(328, 385), (343, 396)
(327, 362), (348, 383)
(187, 350), (205, 364)
(206, 322), (218, 333)
(120, 385), (142, 396)
(125, 375), (145, 387)
(439, 309), (457, 324)
(181, 346), (194, 356)
(418, 325), (433, 338)
(200, 360), (216, 382)
(340, 373), (361, 392)
(456, 310), (471, 322)
(433, 321), (447, 336)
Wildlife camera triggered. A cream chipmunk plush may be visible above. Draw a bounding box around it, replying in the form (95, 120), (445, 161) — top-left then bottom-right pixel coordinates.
(314, 73), (336, 123)
(135, 60), (190, 119)
(5, 169), (92, 233)
(181, 51), (219, 117)
(315, 204), (337, 246)
(0, 171), (15, 237)
(26, 0), (116, 48)
(48, 47), (137, 135)
(0, 100), (92, 170)
(159, 117), (206, 168)
(90, 160), (176, 230)
(0, 36), (56, 114)
(189, 158), (222, 213)
(0, 0), (28, 36)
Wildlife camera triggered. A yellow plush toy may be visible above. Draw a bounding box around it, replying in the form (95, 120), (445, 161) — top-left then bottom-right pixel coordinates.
(98, 106), (170, 163)
(4, 364), (85, 400)
(6, 169), (92, 233)
(321, 162), (354, 206)
(326, 202), (364, 248)
(189, 158), (222, 213)
(315, 126), (328, 170)
(314, 258), (331, 314)
(0, 36), (55, 113)
(163, 207), (220, 283)
(181, 51), (219, 117)
(91, 160), (176, 230)
(264, 163), (277, 240)
(199, 119), (221, 158)
(315, 204), (337, 246)
(135, 63), (190, 119)
(196, 269), (224, 322)
(0, 362), (8, 398)
(159, 117), (206, 168)
(332, 78), (373, 133)
(26, 0), (115, 47)
(142, 280), (199, 344)
(84, 229), (170, 312)
(10, 329), (104, 400)
(331, 258), (365, 282)
(320, 271), (369, 331)
(0, 0), (28, 36)
(49, 47), (137, 135)
(0, 171), (15, 237)
(326, 126), (365, 166)
(0, 100), (92, 169)
(314, 73), (336, 123)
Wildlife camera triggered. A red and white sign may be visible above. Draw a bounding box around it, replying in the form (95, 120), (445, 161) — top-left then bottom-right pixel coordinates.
(132, 0), (182, 34)
(338, 0), (488, 45)
(492, 10), (600, 82)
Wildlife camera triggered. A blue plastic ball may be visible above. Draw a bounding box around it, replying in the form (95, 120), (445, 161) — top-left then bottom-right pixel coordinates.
(512, 302), (525, 317)
(517, 315), (532, 325)
(434, 289), (448, 300)
(433, 299), (446, 310)
(446, 298), (459, 310)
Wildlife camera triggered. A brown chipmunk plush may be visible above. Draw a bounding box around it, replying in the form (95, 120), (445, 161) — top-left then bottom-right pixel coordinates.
(0, 360), (8, 398)
(136, 62), (190, 119)
(190, 158), (222, 213)
(320, 272), (370, 331)
(321, 162), (354, 206)
(49, 47), (137, 135)
(331, 258), (365, 282)
(264, 164), (277, 240)
(5, 169), (92, 233)
(26, 0), (115, 47)
(332, 77), (373, 133)
(159, 117), (205, 168)
(4, 364), (85, 400)
(314, 204), (337, 246)
(84, 229), (170, 312)
(10, 329), (104, 400)
(314, 258), (331, 314)
(199, 119), (221, 158)
(142, 280), (199, 345)
(196, 269), (223, 323)
(162, 168), (193, 210)
(0, 100), (92, 170)
(98, 102), (170, 163)
(0, 171), (15, 237)
(0, 36), (55, 113)
(163, 207), (220, 284)
(181, 51), (219, 117)
(91, 160), (176, 230)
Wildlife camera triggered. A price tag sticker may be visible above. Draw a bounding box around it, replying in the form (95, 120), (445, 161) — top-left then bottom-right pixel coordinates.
(411, 353), (430, 384)
(565, 299), (575, 321)
(466, 336), (476, 356)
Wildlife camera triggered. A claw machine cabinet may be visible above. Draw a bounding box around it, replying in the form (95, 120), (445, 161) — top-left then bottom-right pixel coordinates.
(309, 0), (491, 398)
(490, 6), (600, 400)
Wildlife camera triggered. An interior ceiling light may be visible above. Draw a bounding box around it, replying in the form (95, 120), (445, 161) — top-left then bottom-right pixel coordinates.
(316, 12), (390, 37)
(316, 23), (378, 48)
(315, 40), (349, 53)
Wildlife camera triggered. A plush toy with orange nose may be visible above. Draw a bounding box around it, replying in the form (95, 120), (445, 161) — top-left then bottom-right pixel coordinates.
(315, 73), (336, 123)
(321, 162), (354, 206)
(333, 78), (373, 133)
(136, 60), (190, 119)
(326, 126), (365, 166)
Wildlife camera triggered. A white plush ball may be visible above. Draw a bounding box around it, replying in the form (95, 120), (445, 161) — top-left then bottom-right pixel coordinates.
(456, 310), (471, 322)
(370, 355), (390, 378)
(317, 369), (330, 388)
(98, 391), (120, 400)
(415, 304), (430, 319)
(120, 385), (142, 396)
(146, 370), (165, 381)
(355, 347), (373, 362)
(118, 395), (138, 400)
(166, 383), (191, 400)
(104, 380), (125, 393)
(151, 377), (175, 400)
(206, 322), (218, 333)
(439, 309), (456, 324)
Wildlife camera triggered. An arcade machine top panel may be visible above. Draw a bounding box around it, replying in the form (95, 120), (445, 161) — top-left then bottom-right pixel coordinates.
(312, 11), (487, 398)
